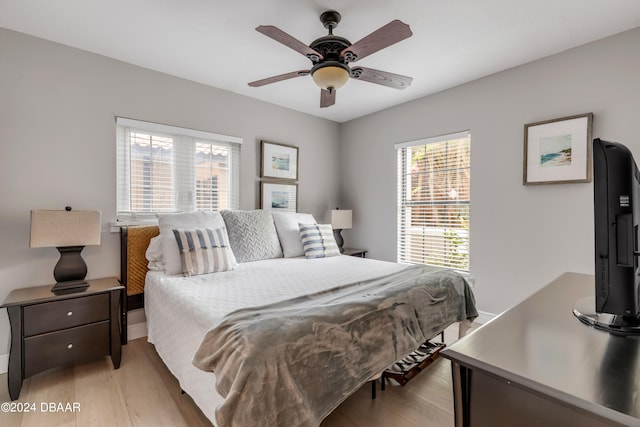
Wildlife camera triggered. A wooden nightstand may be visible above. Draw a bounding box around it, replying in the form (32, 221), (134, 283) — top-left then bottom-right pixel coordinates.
(342, 248), (368, 258)
(1, 277), (123, 400)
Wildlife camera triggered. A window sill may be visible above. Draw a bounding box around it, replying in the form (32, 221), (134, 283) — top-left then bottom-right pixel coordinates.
(109, 219), (158, 233)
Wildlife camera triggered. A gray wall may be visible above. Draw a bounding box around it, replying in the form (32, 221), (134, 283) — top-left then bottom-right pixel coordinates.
(0, 28), (341, 358)
(339, 26), (640, 316)
(2, 24), (639, 363)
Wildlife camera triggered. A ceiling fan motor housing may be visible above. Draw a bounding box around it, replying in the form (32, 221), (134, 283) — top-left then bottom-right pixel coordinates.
(309, 36), (351, 63)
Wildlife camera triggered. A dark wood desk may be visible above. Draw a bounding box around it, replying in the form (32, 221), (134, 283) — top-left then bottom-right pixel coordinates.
(442, 272), (640, 427)
(1, 277), (123, 400)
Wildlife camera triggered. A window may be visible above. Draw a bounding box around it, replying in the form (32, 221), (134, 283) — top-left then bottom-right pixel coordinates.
(116, 117), (241, 221)
(396, 131), (470, 271)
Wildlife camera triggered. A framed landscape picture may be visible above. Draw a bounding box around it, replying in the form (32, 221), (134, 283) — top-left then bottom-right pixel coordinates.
(523, 113), (593, 185)
(261, 141), (298, 180)
(261, 181), (297, 212)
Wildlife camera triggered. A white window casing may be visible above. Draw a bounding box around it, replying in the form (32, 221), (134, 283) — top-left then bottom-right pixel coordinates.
(396, 131), (470, 271)
(114, 117), (241, 230)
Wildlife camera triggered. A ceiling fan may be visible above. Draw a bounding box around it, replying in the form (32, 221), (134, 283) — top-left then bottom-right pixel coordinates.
(248, 10), (413, 108)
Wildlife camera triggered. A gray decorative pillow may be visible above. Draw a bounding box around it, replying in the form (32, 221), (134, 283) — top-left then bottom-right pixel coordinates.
(221, 210), (283, 263)
(172, 227), (235, 276)
(299, 223), (340, 259)
(157, 211), (234, 275)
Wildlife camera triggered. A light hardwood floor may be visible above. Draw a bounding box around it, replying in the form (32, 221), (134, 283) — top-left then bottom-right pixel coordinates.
(0, 324), (471, 427)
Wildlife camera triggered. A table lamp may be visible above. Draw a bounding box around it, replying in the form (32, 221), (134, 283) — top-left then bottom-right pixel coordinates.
(30, 207), (101, 293)
(330, 208), (352, 253)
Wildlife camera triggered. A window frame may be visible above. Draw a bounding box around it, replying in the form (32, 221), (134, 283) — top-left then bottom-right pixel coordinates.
(114, 117), (242, 228)
(395, 131), (471, 271)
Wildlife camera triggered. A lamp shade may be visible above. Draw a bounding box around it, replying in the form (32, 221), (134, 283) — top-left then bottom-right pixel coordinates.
(330, 209), (352, 230)
(311, 65), (350, 91)
(30, 210), (101, 248)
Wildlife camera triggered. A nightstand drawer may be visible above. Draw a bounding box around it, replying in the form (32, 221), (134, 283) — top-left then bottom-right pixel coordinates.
(24, 321), (110, 378)
(23, 293), (110, 336)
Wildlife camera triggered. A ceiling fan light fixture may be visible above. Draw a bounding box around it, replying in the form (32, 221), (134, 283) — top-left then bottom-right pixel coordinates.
(311, 63), (350, 91)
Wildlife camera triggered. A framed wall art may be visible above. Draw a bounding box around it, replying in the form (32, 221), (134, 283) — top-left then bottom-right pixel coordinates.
(523, 113), (593, 185)
(260, 181), (298, 212)
(261, 141), (298, 180)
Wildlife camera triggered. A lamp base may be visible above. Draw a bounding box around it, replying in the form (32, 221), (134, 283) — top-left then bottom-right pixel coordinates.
(54, 246), (87, 282)
(51, 280), (89, 295)
(333, 229), (345, 253)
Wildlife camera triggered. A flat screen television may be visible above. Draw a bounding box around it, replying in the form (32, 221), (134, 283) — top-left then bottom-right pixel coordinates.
(574, 138), (640, 334)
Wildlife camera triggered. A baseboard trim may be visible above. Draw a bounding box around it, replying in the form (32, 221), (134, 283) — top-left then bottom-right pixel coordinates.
(0, 353), (7, 375)
(128, 321), (148, 342)
(475, 310), (497, 325)
(0, 322), (149, 375)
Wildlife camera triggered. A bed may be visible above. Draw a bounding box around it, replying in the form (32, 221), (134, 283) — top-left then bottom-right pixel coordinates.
(120, 210), (477, 427)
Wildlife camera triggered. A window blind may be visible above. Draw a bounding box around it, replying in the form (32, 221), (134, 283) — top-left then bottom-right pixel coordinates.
(396, 131), (470, 271)
(116, 117), (241, 221)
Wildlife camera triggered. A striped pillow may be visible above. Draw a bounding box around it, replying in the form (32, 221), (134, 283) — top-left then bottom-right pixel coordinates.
(172, 227), (235, 276)
(299, 223), (340, 259)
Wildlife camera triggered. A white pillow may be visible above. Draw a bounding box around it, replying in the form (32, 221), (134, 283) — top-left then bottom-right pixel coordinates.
(272, 211), (317, 258)
(157, 211), (236, 275)
(145, 235), (165, 271)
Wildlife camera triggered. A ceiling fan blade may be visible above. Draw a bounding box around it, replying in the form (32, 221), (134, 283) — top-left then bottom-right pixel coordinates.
(248, 70), (310, 87)
(341, 20), (412, 62)
(351, 67), (413, 90)
(256, 25), (324, 61)
(320, 89), (336, 108)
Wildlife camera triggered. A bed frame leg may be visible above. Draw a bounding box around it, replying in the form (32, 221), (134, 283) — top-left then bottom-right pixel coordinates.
(371, 373), (387, 399)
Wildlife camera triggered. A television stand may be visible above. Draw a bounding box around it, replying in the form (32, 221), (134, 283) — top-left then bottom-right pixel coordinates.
(443, 273), (640, 427)
(573, 296), (640, 335)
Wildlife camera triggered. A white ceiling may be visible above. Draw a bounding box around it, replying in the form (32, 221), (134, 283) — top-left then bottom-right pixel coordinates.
(2, 0), (640, 123)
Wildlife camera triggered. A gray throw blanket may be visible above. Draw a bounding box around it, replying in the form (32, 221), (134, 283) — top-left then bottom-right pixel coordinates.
(192, 265), (477, 427)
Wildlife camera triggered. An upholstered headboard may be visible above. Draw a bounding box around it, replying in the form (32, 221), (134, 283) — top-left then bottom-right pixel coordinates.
(120, 225), (159, 342)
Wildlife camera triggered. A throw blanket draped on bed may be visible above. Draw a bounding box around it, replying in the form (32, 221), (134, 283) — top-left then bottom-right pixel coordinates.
(192, 265), (478, 427)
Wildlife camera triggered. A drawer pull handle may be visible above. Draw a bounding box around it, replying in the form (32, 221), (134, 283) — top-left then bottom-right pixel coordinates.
(67, 344), (73, 349)
(67, 311), (73, 317)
